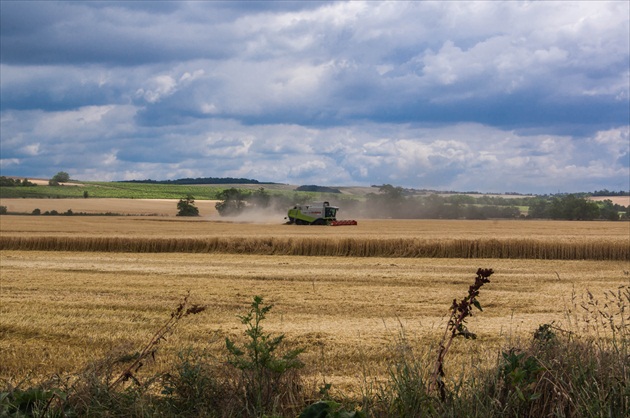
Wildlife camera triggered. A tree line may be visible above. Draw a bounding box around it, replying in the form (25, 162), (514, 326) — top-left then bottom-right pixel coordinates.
(178, 185), (629, 221)
(121, 177), (274, 185)
(0, 176), (37, 187)
(357, 185), (628, 220)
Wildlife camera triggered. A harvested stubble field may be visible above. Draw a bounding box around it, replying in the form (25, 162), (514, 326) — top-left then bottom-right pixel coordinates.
(1, 214), (629, 395)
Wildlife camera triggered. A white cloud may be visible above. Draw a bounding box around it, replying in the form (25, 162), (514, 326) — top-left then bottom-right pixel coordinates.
(20, 143), (40, 156)
(0, 158), (21, 169)
(594, 127), (630, 157)
(1, 1), (628, 193)
(288, 159), (327, 177)
(203, 134), (253, 158)
(30, 105), (134, 140)
(136, 75), (177, 103)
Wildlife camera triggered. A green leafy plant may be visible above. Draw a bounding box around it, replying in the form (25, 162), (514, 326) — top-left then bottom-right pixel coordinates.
(226, 295), (304, 416)
(499, 349), (544, 403)
(382, 345), (435, 417)
(0, 386), (66, 417)
(532, 323), (557, 345)
(161, 348), (226, 416)
(299, 400), (366, 418)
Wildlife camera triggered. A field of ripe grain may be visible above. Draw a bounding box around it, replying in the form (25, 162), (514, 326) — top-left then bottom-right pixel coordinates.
(1, 216), (629, 260)
(1, 214), (629, 394)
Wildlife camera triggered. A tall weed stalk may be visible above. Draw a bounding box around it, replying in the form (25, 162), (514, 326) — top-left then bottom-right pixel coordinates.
(430, 268), (493, 400)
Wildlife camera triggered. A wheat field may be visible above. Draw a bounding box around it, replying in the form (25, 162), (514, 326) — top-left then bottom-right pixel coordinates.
(1, 215), (629, 394)
(1, 216), (629, 260)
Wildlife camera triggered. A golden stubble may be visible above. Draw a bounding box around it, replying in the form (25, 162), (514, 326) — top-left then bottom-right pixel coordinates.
(2, 249), (628, 393)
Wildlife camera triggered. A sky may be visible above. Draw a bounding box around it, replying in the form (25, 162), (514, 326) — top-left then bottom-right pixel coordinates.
(1, 1), (629, 194)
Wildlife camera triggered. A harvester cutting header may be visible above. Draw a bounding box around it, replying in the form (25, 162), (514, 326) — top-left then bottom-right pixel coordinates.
(286, 201), (357, 226)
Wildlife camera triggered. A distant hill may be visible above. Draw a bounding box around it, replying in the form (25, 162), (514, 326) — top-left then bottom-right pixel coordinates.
(120, 177), (278, 185)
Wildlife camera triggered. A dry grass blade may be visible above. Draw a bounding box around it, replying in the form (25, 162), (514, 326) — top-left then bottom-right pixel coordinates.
(108, 291), (206, 390)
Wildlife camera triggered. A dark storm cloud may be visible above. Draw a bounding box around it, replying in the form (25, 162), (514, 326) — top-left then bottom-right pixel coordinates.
(0, 1), (235, 66)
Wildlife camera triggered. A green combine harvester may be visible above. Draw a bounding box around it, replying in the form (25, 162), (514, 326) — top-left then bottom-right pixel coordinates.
(286, 201), (357, 226)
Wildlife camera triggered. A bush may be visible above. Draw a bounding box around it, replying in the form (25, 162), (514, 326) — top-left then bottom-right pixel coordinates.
(0, 206), (7, 215)
(177, 195), (200, 216)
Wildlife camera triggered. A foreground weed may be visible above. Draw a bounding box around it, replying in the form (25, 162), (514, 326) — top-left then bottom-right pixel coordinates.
(368, 268), (494, 417)
(0, 384), (66, 418)
(161, 348), (228, 417)
(109, 291), (206, 390)
(431, 268), (493, 401)
(0, 292), (206, 417)
(299, 400), (366, 418)
(485, 287), (629, 417)
(380, 335), (435, 417)
(499, 349), (544, 405)
(226, 295), (305, 417)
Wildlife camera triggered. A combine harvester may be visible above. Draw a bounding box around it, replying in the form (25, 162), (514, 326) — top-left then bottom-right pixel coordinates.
(286, 201), (357, 226)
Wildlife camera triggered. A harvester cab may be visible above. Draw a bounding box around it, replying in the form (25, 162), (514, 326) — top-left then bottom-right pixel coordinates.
(286, 201), (357, 226)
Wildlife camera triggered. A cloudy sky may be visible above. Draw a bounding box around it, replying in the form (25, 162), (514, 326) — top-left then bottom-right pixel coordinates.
(1, 1), (628, 194)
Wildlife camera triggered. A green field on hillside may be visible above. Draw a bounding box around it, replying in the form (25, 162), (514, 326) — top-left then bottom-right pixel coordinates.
(0, 182), (235, 200)
(0, 181), (361, 201)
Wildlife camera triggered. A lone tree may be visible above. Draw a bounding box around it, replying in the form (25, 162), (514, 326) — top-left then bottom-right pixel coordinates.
(177, 195), (200, 216)
(49, 171), (70, 186)
(215, 188), (247, 216)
